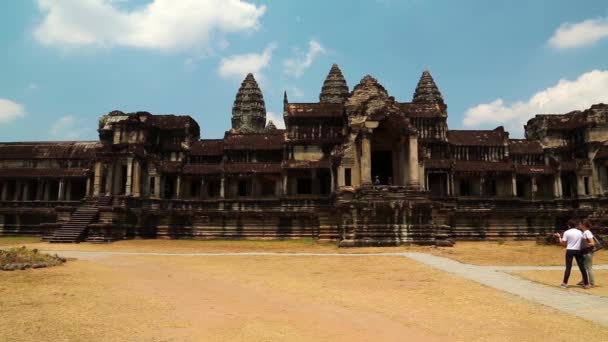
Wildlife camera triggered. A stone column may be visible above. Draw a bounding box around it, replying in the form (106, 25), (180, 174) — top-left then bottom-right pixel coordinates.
(154, 176), (161, 199)
(448, 173), (454, 196)
(43, 182), (50, 201)
(360, 133), (372, 185)
(1, 181), (8, 201)
(479, 175), (485, 197)
(85, 177), (91, 198)
(22, 181), (29, 201)
(330, 168), (335, 192)
(531, 176), (537, 199)
(554, 173), (563, 198)
(576, 175), (585, 196)
(281, 172), (288, 195)
(125, 158), (133, 196)
(511, 173), (517, 197)
(337, 167), (345, 187)
(58, 178), (65, 201)
(407, 135), (420, 187)
(65, 180), (72, 201)
(93, 162), (102, 196)
(106, 163), (114, 196)
(220, 175), (225, 199)
(200, 178), (205, 199)
(36, 181), (44, 201)
(175, 174), (182, 199)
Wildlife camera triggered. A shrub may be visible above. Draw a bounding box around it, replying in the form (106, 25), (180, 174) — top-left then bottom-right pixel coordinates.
(0, 246), (66, 271)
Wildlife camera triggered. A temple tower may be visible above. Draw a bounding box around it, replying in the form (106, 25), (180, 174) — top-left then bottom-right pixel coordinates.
(413, 70), (446, 111)
(319, 64), (349, 104)
(231, 73), (266, 132)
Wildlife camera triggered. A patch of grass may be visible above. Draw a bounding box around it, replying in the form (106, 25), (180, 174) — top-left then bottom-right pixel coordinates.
(0, 246), (66, 271)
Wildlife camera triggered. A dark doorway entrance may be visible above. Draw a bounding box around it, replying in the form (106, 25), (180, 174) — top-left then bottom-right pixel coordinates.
(372, 151), (393, 185)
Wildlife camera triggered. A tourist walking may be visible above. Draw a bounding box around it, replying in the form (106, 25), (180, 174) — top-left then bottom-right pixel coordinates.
(554, 219), (590, 289)
(577, 219), (596, 287)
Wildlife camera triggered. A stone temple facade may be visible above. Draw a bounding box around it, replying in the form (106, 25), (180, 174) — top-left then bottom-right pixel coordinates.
(2, 65), (608, 245)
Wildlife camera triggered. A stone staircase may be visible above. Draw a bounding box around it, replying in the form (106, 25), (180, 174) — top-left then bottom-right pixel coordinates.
(47, 196), (112, 243)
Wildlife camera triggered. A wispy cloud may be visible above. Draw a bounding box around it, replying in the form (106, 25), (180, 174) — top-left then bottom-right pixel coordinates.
(549, 16), (608, 49)
(463, 70), (608, 136)
(33, 0), (266, 52)
(218, 42), (277, 80)
(50, 116), (90, 140)
(0, 99), (26, 124)
(283, 40), (326, 78)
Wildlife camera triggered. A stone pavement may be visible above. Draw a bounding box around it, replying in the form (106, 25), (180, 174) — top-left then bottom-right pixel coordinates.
(405, 252), (608, 327)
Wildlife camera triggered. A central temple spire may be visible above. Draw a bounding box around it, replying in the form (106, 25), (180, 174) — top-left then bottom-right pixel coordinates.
(231, 73), (266, 132)
(319, 64), (349, 104)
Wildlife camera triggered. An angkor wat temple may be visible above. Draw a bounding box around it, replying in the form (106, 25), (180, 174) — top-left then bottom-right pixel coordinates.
(2, 64), (608, 245)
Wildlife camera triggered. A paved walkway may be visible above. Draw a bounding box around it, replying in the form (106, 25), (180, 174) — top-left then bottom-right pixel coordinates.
(35, 249), (608, 327)
(405, 252), (608, 327)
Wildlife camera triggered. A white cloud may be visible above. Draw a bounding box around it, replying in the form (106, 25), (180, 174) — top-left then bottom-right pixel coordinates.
(549, 17), (608, 49)
(0, 99), (25, 124)
(463, 70), (608, 136)
(33, 0), (266, 52)
(266, 111), (285, 129)
(287, 86), (304, 98)
(218, 43), (277, 80)
(50, 116), (89, 140)
(283, 40), (326, 78)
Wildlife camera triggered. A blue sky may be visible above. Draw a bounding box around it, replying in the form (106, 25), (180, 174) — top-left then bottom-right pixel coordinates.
(1, 0), (608, 141)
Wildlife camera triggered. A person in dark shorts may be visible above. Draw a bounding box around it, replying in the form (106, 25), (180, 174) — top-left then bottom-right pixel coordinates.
(554, 219), (590, 289)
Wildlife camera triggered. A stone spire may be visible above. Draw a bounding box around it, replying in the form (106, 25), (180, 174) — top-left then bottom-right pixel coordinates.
(319, 64), (349, 104)
(413, 70), (446, 109)
(231, 73), (266, 132)
(266, 120), (277, 130)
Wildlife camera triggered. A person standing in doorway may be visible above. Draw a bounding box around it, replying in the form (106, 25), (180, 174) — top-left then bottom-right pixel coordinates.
(577, 219), (596, 287)
(554, 219), (590, 289)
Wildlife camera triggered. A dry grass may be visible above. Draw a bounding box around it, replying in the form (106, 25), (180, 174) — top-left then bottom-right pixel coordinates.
(21, 238), (430, 254)
(513, 270), (608, 297)
(428, 241), (608, 266)
(0, 237), (42, 247)
(0, 246), (65, 270)
(1, 254), (608, 341)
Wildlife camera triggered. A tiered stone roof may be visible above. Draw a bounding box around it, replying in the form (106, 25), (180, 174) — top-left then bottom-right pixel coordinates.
(413, 70), (446, 110)
(231, 73), (266, 132)
(319, 64), (349, 104)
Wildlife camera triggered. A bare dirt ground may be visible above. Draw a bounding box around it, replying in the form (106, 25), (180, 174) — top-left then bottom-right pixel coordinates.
(513, 270), (608, 297)
(2, 248), (608, 341)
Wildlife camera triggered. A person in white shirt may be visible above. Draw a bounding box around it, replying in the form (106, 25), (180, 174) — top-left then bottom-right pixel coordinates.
(577, 219), (596, 287)
(554, 219), (590, 289)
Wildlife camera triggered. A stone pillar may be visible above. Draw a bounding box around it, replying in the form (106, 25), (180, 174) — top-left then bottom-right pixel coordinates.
(479, 175), (484, 197)
(93, 162), (102, 196)
(58, 178), (65, 201)
(337, 167), (345, 187)
(22, 181), (29, 201)
(85, 177), (91, 198)
(281, 172), (288, 195)
(43, 182), (50, 201)
(175, 174), (182, 199)
(106, 163), (114, 196)
(448, 173), (454, 196)
(65, 180), (72, 201)
(154, 176), (161, 199)
(407, 135), (420, 187)
(14, 181), (22, 201)
(576, 175), (585, 196)
(399, 137), (408, 186)
(511, 173), (517, 197)
(200, 178), (205, 199)
(360, 133), (372, 185)
(330, 168), (335, 192)
(220, 175), (225, 199)
(35, 181), (43, 201)
(1, 181), (8, 201)
(531, 176), (537, 199)
(125, 158), (133, 196)
(554, 173), (563, 198)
